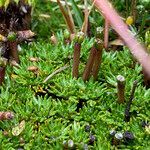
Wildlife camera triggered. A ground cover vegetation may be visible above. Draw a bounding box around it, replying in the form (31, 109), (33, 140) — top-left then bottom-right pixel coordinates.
(0, 0), (150, 149)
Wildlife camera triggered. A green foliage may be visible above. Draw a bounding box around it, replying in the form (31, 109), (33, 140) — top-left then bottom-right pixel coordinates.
(0, 34), (150, 149)
(70, 0), (83, 28)
(0, 0), (150, 149)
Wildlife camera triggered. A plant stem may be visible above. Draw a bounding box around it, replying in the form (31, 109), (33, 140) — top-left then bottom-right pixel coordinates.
(57, 0), (75, 34)
(0, 67), (6, 85)
(73, 42), (81, 78)
(72, 32), (84, 78)
(104, 18), (109, 49)
(82, 46), (97, 81)
(81, 0), (89, 36)
(9, 41), (19, 63)
(92, 39), (103, 80)
(117, 75), (126, 104)
(124, 80), (138, 122)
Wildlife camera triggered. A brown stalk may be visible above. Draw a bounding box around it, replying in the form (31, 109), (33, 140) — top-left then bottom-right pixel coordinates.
(104, 18), (110, 49)
(57, 0), (75, 34)
(72, 32), (84, 78)
(116, 75), (126, 104)
(92, 39), (103, 80)
(82, 46), (97, 81)
(81, 0), (89, 36)
(73, 42), (81, 78)
(0, 67), (6, 85)
(81, 0), (95, 37)
(9, 41), (19, 63)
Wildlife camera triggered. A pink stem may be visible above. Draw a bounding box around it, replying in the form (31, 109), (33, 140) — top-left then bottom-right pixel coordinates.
(104, 17), (109, 49)
(94, 0), (150, 77)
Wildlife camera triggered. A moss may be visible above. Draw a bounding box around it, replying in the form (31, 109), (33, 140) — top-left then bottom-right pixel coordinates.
(0, 1), (150, 149)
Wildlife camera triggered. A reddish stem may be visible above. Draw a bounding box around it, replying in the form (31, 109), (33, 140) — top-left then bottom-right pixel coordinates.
(9, 41), (20, 63)
(92, 46), (103, 80)
(0, 67), (6, 85)
(73, 42), (81, 78)
(104, 18), (110, 49)
(82, 46), (97, 81)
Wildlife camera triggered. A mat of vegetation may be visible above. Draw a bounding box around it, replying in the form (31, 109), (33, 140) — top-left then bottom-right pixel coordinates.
(0, 0), (150, 149)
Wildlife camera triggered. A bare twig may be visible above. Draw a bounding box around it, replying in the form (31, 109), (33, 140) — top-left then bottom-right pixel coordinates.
(81, 0), (89, 35)
(57, 0), (75, 34)
(72, 32), (84, 78)
(43, 65), (70, 83)
(92, 39), (103, 80)
(82, 46), (97, 81)
(117, 75), (126, 104)
(81, 0), (95, 36)
(73, 42), (81, 78)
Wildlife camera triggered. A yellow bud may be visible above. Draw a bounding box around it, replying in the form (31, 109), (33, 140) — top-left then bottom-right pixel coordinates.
(126, 16), (134, 25)
(0, 34), (7, 42)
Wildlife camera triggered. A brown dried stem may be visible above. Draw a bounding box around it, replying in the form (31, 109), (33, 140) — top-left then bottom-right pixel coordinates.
(57, 0), (75, 34)
(9, 41), (19, 63)
(117, 75), (126, 104)
(82, 46), (97, 81)
(92, 39), (103, 80)
(72, 32), (84, 78)
(73, 42), (81, 78)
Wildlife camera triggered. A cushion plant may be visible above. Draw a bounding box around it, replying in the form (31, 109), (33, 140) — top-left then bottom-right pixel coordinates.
(0, 0), (150, 149)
